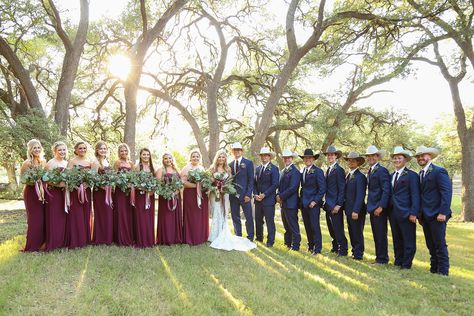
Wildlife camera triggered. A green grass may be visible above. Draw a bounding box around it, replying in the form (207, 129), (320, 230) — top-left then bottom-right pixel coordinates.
(0, 200), (473, 315)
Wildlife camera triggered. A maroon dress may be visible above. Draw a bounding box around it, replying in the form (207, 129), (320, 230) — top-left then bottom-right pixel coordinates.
(157, 172), (183, 245)
(134, 190), (156, 248)
(65, 166), (91, 249)
(45, 169), (67, 251)
(183, 187), (209, 245)
(92, 167), (114, 245)
(23, 184), (46, 251)
(114, 166), (134, 246)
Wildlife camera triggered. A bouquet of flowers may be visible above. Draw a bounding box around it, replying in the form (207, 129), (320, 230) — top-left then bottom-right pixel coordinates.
(208, 172), (237, 201)
(62, 166), (85, 192)
(21, 166), (46, 185)
(128, 170), (159, 193)
(42, 167), (66, 185)
(114, 171), (131, 193)
(159, 175), (184, 200)
(188, 169), (213, 190)
(82, 168), (100, 188)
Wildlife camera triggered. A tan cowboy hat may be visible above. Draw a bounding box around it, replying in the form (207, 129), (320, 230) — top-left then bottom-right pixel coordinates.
(259, 147), (275, 158)
(230, 142), (243, 150)
(299, 148), (320, 160)
(391, 146), (412, 161)
(364, 145), (386, 158)
(343, 151), (366, 166)
(323, 145), (342, 158)
(280, 149), (297, 158)
(415, 145), (440, 158)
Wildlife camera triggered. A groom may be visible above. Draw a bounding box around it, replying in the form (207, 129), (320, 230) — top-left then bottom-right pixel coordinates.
(229, 142), (255, 241)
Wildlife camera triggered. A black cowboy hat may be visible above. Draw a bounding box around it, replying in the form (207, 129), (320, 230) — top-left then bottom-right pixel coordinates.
(299, 148), (320, 159)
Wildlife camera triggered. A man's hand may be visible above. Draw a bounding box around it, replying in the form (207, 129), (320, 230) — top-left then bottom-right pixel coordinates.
(374, 207), (383, 217)
(244, 196), (251, 203)
(309, 201), (317, 209)
(276, 195), (281, 203)
(409, 215), (417, 223)
(351, 212), (358, 220)
(437, 214), (447, 222)
(331, 205), (341, 214)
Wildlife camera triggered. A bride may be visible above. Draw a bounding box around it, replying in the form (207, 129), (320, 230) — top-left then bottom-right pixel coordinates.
(208, 150), (256, 251)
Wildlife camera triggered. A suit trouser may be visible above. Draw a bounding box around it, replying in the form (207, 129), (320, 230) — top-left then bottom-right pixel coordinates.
(422, 218), (449, 275)
(230, 196), (254, 241)
(255, 202), (276, 245)
(389, 213), (416, 268)
(326, 210), (348, 255)
(282, 208), (301, 250)
(346, 210), (366, 259)
(325, 211), (338, 251)
(281, 208), (292, 247)
(301, 206), (322, 253)
(369, 211), (389, 263)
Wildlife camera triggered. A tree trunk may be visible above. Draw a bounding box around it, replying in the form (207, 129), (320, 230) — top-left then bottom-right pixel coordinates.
(124, 76), (139, 161)
(3, 162), (18, 192)
(460, 132), (474, 221)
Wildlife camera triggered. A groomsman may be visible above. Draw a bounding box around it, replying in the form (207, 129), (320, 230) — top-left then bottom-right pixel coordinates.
(229, 142), (255, 241)
(343, 152), (367, 260)
(299, 149), (326, 255)
(254, 147), (280, 247)
(388, 146), (420, 269)
(415, 146), (452, 276)
(364, 145), (391, 264)
(276, 149), (302, 251)
(323, 145), (348, 256)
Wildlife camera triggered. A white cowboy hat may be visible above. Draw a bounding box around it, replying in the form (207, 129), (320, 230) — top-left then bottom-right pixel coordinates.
(343, 151), (366, 166)
(230, 142), (243, 150)
(280, 149), (297, 158)
(391, 146), (412, 161)
(364, 145), (386, 158)
(415, 145), (440, 158)
(259, 147), (275, 157)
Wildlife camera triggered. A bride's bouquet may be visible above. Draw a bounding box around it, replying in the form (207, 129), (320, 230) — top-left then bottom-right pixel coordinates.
(207, 172), (237, 202)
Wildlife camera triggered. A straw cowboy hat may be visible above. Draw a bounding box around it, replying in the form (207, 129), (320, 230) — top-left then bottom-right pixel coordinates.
(323, 145), (342, 158)
(343, 151), (366, 166)
(299, 148), (320, 160)
(230, 142), (243, 150)
(414, 145), (440, 159)
(364, 145), (386, 158)
(259, 147), (275, 158)
(280, 149), (297, 158)
(391, 146), (412, 161)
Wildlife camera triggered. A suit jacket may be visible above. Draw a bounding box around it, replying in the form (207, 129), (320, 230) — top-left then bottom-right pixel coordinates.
(366, 163), (391, 213)
(323, 163), (346, 212)
(343, 169), (367, 216)
(389, 168), (421, 220)
(254, 162), (280, 206)
(299, 165), (326, 209)
(229, 157), (254, 200)
(420, 164), (452, 220)
(278, 164), (301, 210)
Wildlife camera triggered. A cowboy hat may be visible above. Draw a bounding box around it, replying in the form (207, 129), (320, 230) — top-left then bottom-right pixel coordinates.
(323, 145), (342, 158)
(343, 151), (366, 166)
(259, 147), (275, 158)
(391, 146), (412, 161)
(414, 145), (439, 158)
(280, 149), (297, 158)
(299, 148), (320, 160)
(364, 145), (386, 158)
(230, 142), (243, 150)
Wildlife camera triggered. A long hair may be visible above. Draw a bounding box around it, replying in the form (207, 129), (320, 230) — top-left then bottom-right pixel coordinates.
(162, 152), (179, 173)
(188, 149), (201, 162)
(51, 141), (68, 159)
(94, 141), (108, 168)
(26, 139), (44, 162)
(139, 148), (155, 174)
(209, 150), (231, 174)
(74, 141), (88, 156)
(117, 143), (131, 161)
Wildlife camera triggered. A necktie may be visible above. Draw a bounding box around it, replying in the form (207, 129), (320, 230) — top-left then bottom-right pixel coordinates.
(346, 172), (350, 183)
(259, 165), (265, 178)
(326, 167), (330, 177)
(367, 166), (372, 177)
(303, 167), (307, 183)
(393, 171), (399, 188)
(234, 160), (239, 174)
(420, 170), (425, 184)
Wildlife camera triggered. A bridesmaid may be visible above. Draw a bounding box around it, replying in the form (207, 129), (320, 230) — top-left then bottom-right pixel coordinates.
(133, 148), (156, 248)
(20, 139), (47, 252)
(91, 141), (114, 245)
(66, 141), (92, 248)
(156, 152), (183, 245)
(44, 141), (68, 251)
(181, 150), (209, 245)
(113, 143), (135, 246)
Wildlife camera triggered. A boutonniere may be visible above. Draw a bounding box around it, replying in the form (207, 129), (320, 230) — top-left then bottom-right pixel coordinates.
(284, 165), (293, 173)
(265, 164), (272, 172)
(307, 167), (315, 175)
(401, 170), (408, 176)
(349, 173), (355, 181)
(372, 164), (379, 173)
(426, 165), (433, 175)
(240, 163), (246, 169)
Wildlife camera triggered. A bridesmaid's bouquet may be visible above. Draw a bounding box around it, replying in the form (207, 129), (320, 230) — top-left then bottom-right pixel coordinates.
(159, 176), (184, 200)
(42, 167), (66, 185)
(128, 170), (159, 194)
(114, 171), (131, 193)
(21, 166), (46, 185)
(82, 169), (100, 188)
(209, 172), (237, 201)
(188, 169), (213, 191)
(92, 169), (117, 189)
(62, 166), (85, 192)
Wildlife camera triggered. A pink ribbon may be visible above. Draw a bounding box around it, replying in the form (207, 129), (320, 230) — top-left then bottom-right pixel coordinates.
(34, 180), (46, 203)
(105, 185), (113, 208)
(64, 186), (70, 214)
(130, 186), (136, 207)
(196, 182), (202, 209)
(77, 183), (88, 204)
(43, 184), (53, 199)
(145, 192), (151, 210)
(167, 192), (178, 211)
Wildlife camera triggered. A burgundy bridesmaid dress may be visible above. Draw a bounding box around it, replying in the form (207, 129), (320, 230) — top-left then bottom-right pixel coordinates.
(23, 184), (46, 251)
(114, 166), (134, 246)
(134, 191), (155, 248)
(45, 170), (67, 251)
(92, 167), (114, 245)
(183, 187), (209, 245)
(157, 172), (183, 245)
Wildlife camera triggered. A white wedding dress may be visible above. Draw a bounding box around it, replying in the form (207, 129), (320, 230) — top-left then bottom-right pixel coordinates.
(208, 174), (256, 251)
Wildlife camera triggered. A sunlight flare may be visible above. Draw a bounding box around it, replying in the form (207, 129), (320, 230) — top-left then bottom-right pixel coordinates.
(108, 54), (132, 80)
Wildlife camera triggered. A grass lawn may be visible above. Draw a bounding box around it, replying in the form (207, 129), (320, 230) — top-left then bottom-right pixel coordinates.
(0, 197), (473, 315)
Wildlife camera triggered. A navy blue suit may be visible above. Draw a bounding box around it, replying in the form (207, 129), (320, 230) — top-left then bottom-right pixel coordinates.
(299, 165), (326, 253)
(254, 162), (280, 246)
(323, 163), (347, 255)
(366, 163), (391, 263)
(388, 168), (421, 269)
(278, 164), (301, 250)
(420, 163), (452, 275)
(343, 169), (367, 259)
(229, 157), (254, 240)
